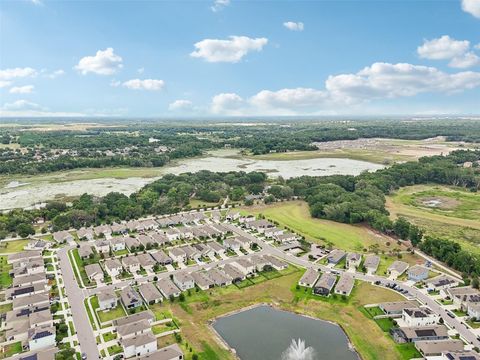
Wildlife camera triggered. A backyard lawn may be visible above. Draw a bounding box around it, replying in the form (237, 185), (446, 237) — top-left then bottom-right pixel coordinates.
(0, 240), (29, 254)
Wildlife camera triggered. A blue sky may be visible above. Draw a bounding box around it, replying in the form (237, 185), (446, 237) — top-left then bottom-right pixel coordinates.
(0, 0), (479, 117)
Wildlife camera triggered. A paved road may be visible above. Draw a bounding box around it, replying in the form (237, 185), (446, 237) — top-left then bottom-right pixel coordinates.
(58, 246), (100, 360)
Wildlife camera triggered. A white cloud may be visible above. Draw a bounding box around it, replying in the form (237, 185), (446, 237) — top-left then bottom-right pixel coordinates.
(283, 21), (304, 31)
(122, 79), (165, 91)
(211, 93), (244, 114)
(31, 0), (43, 6)
(137, 67), (145, 74)
(449, 52), (480, 68)
(211, 0), (230, 12)
(210, 62), (480, 115)
(0, 67), (37, 81)
(2, 99), (41, 110)
(0, 81), (12, 88)
(462, 0), (480, 18)
(74, 48), (123, 75)
(9, 85), (34, 94)
(417, 35), (479, 68)
(417, 35), (470, 60)
(169, 99), (193, 111)
(190, 36), (268, 63)
(44, 69), (65, 79)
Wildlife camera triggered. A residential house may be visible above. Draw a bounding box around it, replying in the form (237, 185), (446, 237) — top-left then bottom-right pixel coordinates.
(334, 273), (355, 296)
(426, 275), (460, 292)
(326, 249), (346, 265)
(104, 259), (123, 278)
(148, 232), (169, 246)
(246, 219), (274, 233)
(313, 273), (337, 296)
(110, 237), (126, 252)
(441, 350), (480, 359)
(224, 238), (241, 251)
(273, 232), (297, 243)
(298, 268), (320, 288)
(346, 253), (362, 269)
(179, 245), (199, 260)
(363, 254), (380, 274)
(207, 241), (225, 256)
(13, 273), (47, 288)
(6, 283), (46, 300)
(94, 225), (112, 238)
(468, 303), (480, 320)
(138, 235), (154, 248)
(98, 289), (118, 310)
(157, 278), (181, 298)
(52, 231), (73, 244)
(8, 250), (42, 266)
(415, 340), (464, 357)
(125, 237), (142, 251)
(249, 254), (269, 272)
(168, 247), (186, 264)
(191, 271), (214, 290)
(172, 273), (195, 291)
(84, 264), (104, 284)
(111, 222), (128, 235)
(223, 264), (245, 282)
(77, 227), (94, 241)
(151, 250), (172, 265)
(205, 268), (232, 287)
(407, 265), (429, 282)
(239, 215), (256, 224)
(13, 292), (50, 311)
(25, 240), (51, 252)
(137, 253), (156, 272)
(28, 325), (56, 351)
(94, 240), (110, 254)
(226, 210), (240, 221)
(263, 255), (288, 270)
(165, 228), (181, 241)
(122, 256), (141, 273)
(392, 325), (449, 343)
(379, 301), (419, 316)
(387, 261), (409, 278)
(78, 244), (94, 259)
(235, 236), (253, 249)
(264, 227), (283, 238)
(139, 283), (163, 304)
(137, 344), (184, 360)
(402, 308), (440, 327)
(121, 332), (157, 358)
(234, 258), (256, 275)
(113, 310), (155, 327)
(120, 286), (143, 309)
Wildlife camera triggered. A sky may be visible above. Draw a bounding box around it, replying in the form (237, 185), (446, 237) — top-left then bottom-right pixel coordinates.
(0, 0), (479, 117)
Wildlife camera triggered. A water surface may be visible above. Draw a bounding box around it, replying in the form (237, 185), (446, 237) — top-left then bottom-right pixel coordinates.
(212, 305), (359, 360)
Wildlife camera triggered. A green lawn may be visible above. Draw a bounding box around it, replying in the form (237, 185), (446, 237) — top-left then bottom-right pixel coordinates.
(364, 306), (385, 317)
(114, 249), (129, 256)
(395, 343), (421, 360)
(0, 341), (22, 359)
(90, 295), (126, 323)
(0, 240), (29, 254)
(0, 256), (12, 289)
(107, 345), (123, 355)
(102, 332), (117, 342)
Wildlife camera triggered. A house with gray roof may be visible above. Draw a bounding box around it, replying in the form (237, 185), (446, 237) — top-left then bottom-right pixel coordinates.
(364, 254), (380, 274)
(157, 278), (181, 298)
(425, 274), (460, 291)
(415, 340), (464, 357)
(98, 289), (117, 310)
(84, 263), (104, 283)
(223, 264), (246, 282)
(77, 227), (94, 241)
(120, 286), (143, 309)
(137, 253), (156, 271)
(139, 283), (163, 304)
(53, 230), (73, 244)
(263, 255), (288, 270)
(298, 268), (320, 288)
(104, 258), (123, 277)
(206, 268), (232, 287)
(313, 273), (337, 296)
(137, 344), (184, 360)
(172, 272), (195, 291)
(346, 253), (362, 269)
(110, 237), (126, 252)
(78, 244), (93, 259)
(191, 271), (214, 290)
(334, 273), (355, 296)
(408, 265), (429, 282)
(151, 250), (172, 265)
(122, 255), (141, 273)
(326, 249), (346, 265)
(125, 236), (142, 251)
(388, 261), (409, 278)
(168, 247), (186, 263)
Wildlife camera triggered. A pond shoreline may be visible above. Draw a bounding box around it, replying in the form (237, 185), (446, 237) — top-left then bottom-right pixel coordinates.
(208, 302), (361, 360)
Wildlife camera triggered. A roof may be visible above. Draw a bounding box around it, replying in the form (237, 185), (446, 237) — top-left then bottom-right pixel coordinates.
(137, 253), (156, 267)
(223, 264), (244, 280)
(425, 274), (459, 287)
(151, 250), (172, 263)
(121, 332), (156, 348)
(335, 273), (354, 294)
(78, 245), (93, 258)
(364, 254), (380, 269)
(207, 241), (224, 252)
(380, 301), (418, 312)
(169, 247), (186, 257)
(388, 261), (409, 273)
(113, 310), (155, 327)
(139, 283), (163, 303)
(12, 347), (57, 360)
(441, 350), (480, 360)
(299, 268), (320, 286)
(314, 272), (337, 291)
(136, 344), (184, 360)
(28, 325), (55, 341)
(105, 258), (122, 270)
(84, 263), (103, 278)
(8, 250), (42, 263)
(404, 308), (435, 318)
(263, 255), (287, 268)
(157, 278), (181, 297)
(206, 267), (231, 285)
(98, 289), (117, 303)
(13, 273), (46, 288)
(117, 318), (150, 337)
(415, 340), (464, 355)
(120, 286), (142, 306)
(122, 256), (140, 267)
(191, 271), (214, 288)
(399, 325), (449, 339)
(13, 292), (49, 309)
(408, 265), (429, 276)
(347, 252), (361, 262)
(327, 249), (346, 262)
(173, 272), (194, 285)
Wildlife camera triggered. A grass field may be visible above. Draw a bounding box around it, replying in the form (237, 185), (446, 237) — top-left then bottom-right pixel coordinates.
(387, 185), (480, 256)
(155, 268), (407, 360)
(0, 256), (12, 289)
(241, 201), (412, 254)
(0, 240), (29, 254)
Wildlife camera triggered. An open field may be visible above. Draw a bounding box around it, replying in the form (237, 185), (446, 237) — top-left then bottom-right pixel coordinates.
(241, 200), (414, 254)
(152, 268), (407, 360)
(247, 138), (478, 164)
(387, 185), (480, 256)
(0, 240), (29, 254)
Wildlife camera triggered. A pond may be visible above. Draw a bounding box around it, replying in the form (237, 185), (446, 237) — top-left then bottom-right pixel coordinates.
(0, 151), (384, 210)
(212, 305), (359, 360)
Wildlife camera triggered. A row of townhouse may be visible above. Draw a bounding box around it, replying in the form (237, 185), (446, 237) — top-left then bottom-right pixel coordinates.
(442, 286), (480, 321)
(3, 251), (56, 353)
(241, 218), (298, 244)
(298, 268), (355, 297)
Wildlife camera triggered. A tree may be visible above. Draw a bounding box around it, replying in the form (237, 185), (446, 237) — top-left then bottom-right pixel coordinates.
(17, 223), (35, 238)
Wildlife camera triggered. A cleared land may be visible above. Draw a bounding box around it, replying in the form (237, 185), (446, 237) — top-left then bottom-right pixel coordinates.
(0, 240), (29, 254)
(151, 268), (407, 360)
(387, 185), (480, 256)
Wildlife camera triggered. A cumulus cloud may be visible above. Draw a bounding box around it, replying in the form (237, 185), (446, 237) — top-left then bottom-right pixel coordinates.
(283, 21), (304, 31)
(0, 67), (37, 80)
(9, 85), (34, 94)
(121, 79), (164, 91)
(211, 0), (230, 12)
(74, 48), (123, 75)
(169, 99), (193, 111)
(0, 81), (12, 88)
(2, 99), (41, 110)
(211, 93), (244, 114)
(210, 62), (480, 115)
(417, 35), (479, 68)
(462, 0), (480, 18)
(190, 36), (268, 63)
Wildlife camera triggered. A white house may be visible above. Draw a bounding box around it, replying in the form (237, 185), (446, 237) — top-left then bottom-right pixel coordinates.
(402, 308), (440, 327)
(168, 248), (186, 264)
(172, 273), (195, 291)
(28, 325), (56, 351)
(346, 253), (362, 269)
(84, 263), (104, 284)
(94, 240), (110, 254)
(224, 238), (241, 251)
(298, 268), (320, 288)
(110, 237), (126, 252)
(121, 332), (157, 358)
(104, 259), (123, 278)
(122, 256), (141, 273)
(98, 290), (118, 310)
(53, 231), (73, 244)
